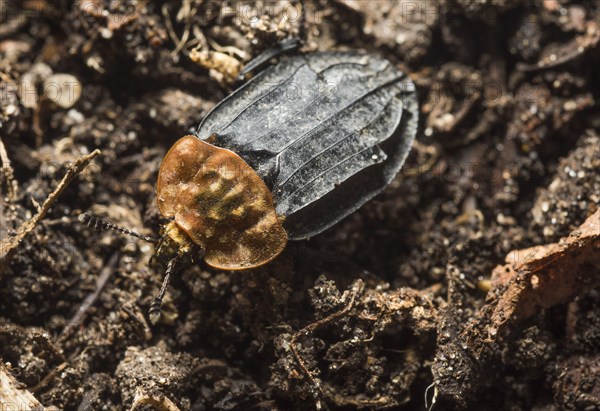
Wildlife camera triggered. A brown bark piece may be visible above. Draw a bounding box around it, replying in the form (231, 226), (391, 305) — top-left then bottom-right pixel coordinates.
(0, 362), (45, 411)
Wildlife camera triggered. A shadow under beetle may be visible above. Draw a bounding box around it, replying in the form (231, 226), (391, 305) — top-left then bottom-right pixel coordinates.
(81, 51), (419, 323)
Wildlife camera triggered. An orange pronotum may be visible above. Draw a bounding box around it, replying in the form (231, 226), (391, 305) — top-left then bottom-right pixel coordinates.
(157, 135), (288, 270)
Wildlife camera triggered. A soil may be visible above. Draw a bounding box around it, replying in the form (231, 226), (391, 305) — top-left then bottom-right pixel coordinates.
(0, 1), (599, 410)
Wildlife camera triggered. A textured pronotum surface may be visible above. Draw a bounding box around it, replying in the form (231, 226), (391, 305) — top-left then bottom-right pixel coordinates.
(156, 136), (287, 269)
(198, 51), (419, 239)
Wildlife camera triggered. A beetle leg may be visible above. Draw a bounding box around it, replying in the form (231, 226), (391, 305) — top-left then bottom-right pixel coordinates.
(148, 257), (178, 324)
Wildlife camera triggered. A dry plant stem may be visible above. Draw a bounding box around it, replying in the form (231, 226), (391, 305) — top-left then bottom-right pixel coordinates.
(173, 2), (196, 56)
(130, 389), (181, 411)
(32, 97), (45, 147)
(207, 38), (248, 59)
(162, 4), (190, 56)
(121, 305), (153, 342)
(59, 251), (119, 342)
(0, 149), (101, 264)
(290, 280), (365, 393)
(30, 362), (68, 395)
(162, 5), (179, 45)
(0, 362), (45, 410)
(402, 141), (440, 177)
(0, 136), (18, 201)
(518, 21), (600, 71)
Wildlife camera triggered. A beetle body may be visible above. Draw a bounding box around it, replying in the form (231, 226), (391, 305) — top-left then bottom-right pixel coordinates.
(156, 51), (418, 270)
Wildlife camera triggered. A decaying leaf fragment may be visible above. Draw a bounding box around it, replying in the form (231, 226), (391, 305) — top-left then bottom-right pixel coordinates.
(432, 209), (599, 406)
(0, 363), (45, 411)
(484, 208), (600, 338)
(441, 207), (600, 383)
(188, 48), (243, 86)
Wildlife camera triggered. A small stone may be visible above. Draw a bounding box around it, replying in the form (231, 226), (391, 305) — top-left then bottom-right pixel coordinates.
(43, 74), (82, 109)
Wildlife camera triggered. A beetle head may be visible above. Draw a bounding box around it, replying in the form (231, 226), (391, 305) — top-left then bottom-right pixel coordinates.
(154, 220), (203, 271)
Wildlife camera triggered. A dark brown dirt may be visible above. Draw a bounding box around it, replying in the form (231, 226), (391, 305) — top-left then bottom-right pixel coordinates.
(0, 1), (599, 410)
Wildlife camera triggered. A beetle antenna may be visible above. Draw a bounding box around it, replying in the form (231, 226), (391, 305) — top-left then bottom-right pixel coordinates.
(78, 212), (159, 243)
(148, 257), (177, 324)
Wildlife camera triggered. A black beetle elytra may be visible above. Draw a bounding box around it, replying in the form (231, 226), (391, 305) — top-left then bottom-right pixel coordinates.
(197, 51), (419, 240)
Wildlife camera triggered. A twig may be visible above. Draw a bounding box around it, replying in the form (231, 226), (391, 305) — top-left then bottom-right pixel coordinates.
(402, 141), (440, 177)
(0, 149), (101, 265)
(121, 304), (153, 342)
(0, 362), (45, 410)
(173, 2), (197, 56)
(425, 382), (438, 411)
(162, 5), (179, 47)
(162, 4), (194, 57)
(290, 280), (365, 395)
(0, 136), (18, 201)
(29, 362), (68, 395)
(0, 13), (27, 37)
(207, 38), (249, 60)
(517, 22), (600, 72)
(32, 97), (46, 147)
(59, 251), (119, 342)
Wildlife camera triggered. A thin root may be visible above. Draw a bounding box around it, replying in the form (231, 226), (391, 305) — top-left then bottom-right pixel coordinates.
(59, 251), (119, 343)
(0, 149), (101, 265)
(290, 279), (365, 397)
(30, 362), (68, 395)
(402, 141), (440, 177)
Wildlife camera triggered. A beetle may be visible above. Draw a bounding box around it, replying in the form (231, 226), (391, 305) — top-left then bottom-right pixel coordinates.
(81, 50), (418, 323)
